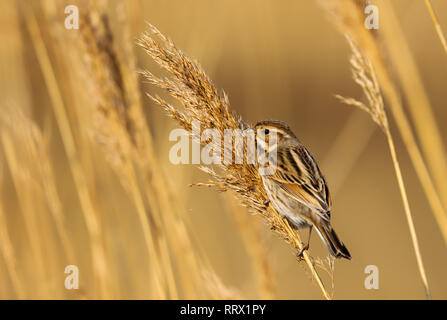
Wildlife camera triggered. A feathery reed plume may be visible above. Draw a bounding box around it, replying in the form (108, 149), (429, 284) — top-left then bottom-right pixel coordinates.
(74, 1), (235, 299)
(23, 5), (111, 298)
(201, 269), (241, 300)
(138, 24), (332, 299)
(314, 256), (335, 297)
(335, 36), (431, 299)
(77, 4), (175, 299)
(335, 39), (387, 131)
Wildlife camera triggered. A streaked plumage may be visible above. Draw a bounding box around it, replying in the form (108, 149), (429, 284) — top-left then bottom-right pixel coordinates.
(255, 120), (351, 259)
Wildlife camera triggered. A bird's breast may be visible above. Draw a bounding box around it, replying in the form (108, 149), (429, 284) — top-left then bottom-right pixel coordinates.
(261, 176), (311, 229)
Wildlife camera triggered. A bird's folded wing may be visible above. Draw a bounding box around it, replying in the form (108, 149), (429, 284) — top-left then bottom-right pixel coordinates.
(269, 146), (331, 221)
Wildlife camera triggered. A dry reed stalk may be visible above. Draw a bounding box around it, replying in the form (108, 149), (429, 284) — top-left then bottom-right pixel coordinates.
(424, 0), (447, 56)
(322, 110), (376, 196)
(23, 6), (111, 298)
(138, 24), (332, 300)
(2, 106), (76, 266)
(0, 106), (78, 297)
(380, 1), (447, 212)
(335, 36), (431, 299)
(0, 164), (24, 298)
(227, 196), (276, 299)
(0, 202), (24, 298)
(0, 0), (32, 114)
(318, 1), (447, 251)
(1, 131), (49, 296)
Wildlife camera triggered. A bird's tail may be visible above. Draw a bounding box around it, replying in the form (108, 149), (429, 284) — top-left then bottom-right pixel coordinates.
(314, 220), (351, 260)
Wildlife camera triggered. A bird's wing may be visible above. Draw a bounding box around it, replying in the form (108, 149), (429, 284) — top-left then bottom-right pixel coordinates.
(268, 143), (331, 221)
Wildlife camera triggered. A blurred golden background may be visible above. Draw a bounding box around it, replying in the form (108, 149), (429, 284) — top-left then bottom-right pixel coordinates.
(0, 0), (446, 299)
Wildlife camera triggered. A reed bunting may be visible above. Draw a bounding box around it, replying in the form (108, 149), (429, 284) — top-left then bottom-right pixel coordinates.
(255, 120), (351, 259)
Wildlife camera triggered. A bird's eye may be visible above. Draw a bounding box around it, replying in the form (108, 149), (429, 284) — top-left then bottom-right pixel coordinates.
(264, 129), (270, 135)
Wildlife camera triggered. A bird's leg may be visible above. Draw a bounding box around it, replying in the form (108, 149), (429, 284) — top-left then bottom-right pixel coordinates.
(297, 226), (313, 260)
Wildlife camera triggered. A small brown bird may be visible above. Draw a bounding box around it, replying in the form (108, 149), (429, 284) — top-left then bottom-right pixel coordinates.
(255, 120), (351, 260)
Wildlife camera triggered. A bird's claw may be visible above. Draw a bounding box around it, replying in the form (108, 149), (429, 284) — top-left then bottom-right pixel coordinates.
(296, 242), (309, 261)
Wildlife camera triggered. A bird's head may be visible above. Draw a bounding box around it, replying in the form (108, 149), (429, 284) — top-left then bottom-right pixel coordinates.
(254, 119), (296, 149)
